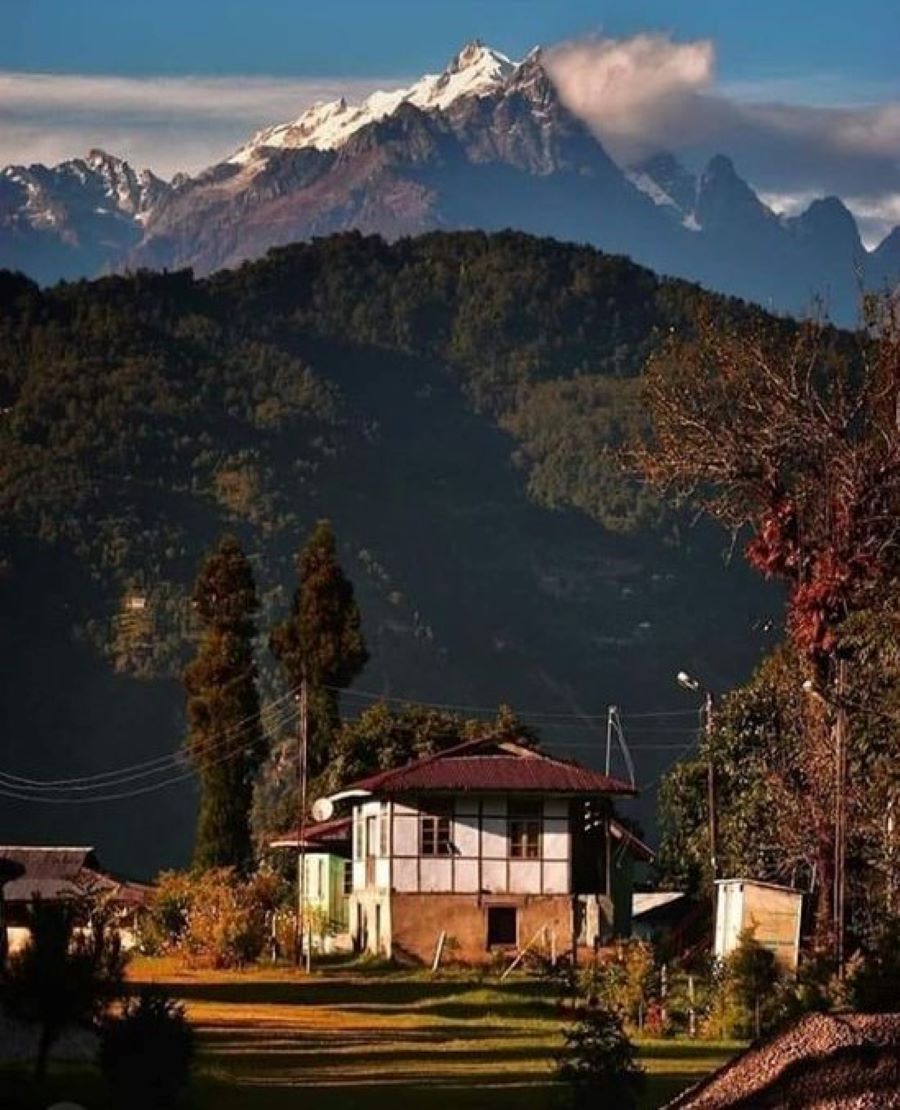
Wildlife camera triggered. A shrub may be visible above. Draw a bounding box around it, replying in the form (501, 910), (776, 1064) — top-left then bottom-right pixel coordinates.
(848, 917), (900, 1012)
(143, 867), (287, 968)
(584, 941), (658, 1029)
(703, 930), (781, 1039)
(557, 1001), (644, 1110)
(100, 987), (194, 1108)
(140, 870), (194, 954)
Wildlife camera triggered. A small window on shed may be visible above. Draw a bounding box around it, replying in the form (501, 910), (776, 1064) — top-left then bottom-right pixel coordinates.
(486, 906), (518, 949)
(343, 859), (353, 896)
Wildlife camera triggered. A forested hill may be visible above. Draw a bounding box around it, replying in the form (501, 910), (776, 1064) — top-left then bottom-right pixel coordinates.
(0, 231), (781, 875)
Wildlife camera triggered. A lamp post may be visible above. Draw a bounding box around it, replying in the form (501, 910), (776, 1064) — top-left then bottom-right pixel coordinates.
(802, 659), (849, 978)
(677, 671), (718, 880)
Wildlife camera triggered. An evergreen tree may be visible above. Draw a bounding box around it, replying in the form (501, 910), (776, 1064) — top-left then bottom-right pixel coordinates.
(270, 519), (368, 777)
(557, 1001), (644, 1110)
(185, 536), (264, 870)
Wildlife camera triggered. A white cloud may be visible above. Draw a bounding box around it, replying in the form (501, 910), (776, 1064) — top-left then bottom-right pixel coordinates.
(0, 71), (402, 177)
(544, 34), (719, 163)
(546, 33), (900, 246)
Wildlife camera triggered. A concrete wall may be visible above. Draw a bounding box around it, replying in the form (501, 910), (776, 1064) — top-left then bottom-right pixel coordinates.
(389, 892), (573, 965)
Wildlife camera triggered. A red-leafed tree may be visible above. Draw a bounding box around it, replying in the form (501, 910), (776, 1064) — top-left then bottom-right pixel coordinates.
(638, 294), (900, 948)
(639, 295), (900, 667)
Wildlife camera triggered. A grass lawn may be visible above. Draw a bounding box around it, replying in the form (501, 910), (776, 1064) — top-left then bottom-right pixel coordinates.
(2, 957), (741, 1109)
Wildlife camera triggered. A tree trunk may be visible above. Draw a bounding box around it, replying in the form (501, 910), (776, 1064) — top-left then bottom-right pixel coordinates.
(33, 1024), (55, 1083)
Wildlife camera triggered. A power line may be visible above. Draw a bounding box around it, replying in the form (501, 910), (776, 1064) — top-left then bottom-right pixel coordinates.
(0, 691), (299, 795)
(328, 683), (700, 722)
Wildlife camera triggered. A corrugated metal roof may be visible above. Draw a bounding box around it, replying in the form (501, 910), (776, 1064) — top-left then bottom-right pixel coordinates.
(349, 739), (635, 796)
(269, 817), (352, 851)
(632, 891), (687, 917)
(0, 846), (147, 904)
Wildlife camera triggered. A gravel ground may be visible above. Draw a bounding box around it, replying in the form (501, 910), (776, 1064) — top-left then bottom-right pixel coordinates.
(666, 1013), (900, 1109)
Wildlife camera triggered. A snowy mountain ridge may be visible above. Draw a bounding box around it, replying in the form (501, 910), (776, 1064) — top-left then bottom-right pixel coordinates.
(230, 40), (517, 163)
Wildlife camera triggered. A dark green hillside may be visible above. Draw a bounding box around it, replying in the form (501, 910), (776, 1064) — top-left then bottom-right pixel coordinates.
(0, 232), (781, 874)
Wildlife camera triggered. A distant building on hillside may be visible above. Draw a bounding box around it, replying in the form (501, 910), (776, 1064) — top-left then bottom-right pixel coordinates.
(321, 737), (647, 965)
(0, 846), (149, 955)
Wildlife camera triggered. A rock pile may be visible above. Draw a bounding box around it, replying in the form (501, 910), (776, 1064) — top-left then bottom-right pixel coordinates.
(666, 1013), (900, 1109)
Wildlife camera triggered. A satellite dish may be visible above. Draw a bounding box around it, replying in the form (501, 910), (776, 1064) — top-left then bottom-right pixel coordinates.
(311, 797), (334, 823)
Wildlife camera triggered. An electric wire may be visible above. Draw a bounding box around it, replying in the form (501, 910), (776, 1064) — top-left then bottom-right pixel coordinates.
(0, 685), (301, 791)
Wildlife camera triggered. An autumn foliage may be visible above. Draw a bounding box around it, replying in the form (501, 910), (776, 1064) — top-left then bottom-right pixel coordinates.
(638, 295), (900, 661)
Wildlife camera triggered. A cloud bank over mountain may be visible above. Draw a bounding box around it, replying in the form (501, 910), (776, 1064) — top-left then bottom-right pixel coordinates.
(546, 33), (900, 245)
(0, 71), (401, 177)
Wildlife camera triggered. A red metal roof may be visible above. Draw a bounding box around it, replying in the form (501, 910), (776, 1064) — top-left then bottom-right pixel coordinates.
(269, 817), (352, 851)
(348, 739), (635, 797)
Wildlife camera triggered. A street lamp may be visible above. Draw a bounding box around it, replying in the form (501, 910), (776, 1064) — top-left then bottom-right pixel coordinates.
(802, 663), (849, 978)
(676, 670), (718, 879)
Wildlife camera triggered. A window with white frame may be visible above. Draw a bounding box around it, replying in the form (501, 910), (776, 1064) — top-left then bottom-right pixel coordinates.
(508, 799), (542, 859)
(420, 799), (453, 856)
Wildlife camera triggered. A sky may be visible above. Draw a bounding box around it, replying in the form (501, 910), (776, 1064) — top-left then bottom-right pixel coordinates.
(3, 0), (900, 243)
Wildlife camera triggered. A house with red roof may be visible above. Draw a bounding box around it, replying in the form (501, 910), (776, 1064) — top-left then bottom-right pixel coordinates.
(327, 736), (644, 964)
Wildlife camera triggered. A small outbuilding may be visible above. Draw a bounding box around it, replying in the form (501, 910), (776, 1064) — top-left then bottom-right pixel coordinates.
(714, 877), (803, 972)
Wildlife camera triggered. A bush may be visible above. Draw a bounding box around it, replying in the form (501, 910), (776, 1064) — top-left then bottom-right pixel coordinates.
(139, 870), (194, 954)
(100, 987), (194, 1108)
(143, 867), (286, 968)
(703, 930), (781, 1039)
(557, 1001), (644, 1110)
(583, 941), (658, 1029)
(848, 917), (900, 1012)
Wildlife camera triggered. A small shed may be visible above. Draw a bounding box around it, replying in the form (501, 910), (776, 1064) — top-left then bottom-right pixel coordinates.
(714, 878), (803, 972)
(269, 818), (352, 951)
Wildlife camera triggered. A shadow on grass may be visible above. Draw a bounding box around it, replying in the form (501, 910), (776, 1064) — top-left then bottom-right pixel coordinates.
(131, 975), (556, 1016)
(636, 1040), (742, 1062)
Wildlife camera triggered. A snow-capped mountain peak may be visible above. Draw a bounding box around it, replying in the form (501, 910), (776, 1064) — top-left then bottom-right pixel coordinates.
(229, 40), (516, 163)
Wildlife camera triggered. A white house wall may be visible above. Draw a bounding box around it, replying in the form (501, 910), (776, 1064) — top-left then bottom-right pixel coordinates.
(353, 793), (576, 896)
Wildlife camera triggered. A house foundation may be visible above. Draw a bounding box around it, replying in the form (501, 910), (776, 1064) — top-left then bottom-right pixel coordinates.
(387, 892), (574, 964)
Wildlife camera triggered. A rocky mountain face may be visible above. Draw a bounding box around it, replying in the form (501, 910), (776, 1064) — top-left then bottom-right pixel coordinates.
(0, 149), (170, 283)
(1, 41), (897, 323)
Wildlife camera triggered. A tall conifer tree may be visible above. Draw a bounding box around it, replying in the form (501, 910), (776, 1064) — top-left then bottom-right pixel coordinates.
(271, 519), (368, 776)
(185, 535), (264, 870)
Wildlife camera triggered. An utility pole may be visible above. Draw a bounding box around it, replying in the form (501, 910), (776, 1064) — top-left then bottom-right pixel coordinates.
(802, 661), (850, 978)
(677, 672), (718, 880)
(295, 670), (309, 969)
(705, 690), (718, 881)
(834, 658), (848, 979)
(605, 706), (616, 776)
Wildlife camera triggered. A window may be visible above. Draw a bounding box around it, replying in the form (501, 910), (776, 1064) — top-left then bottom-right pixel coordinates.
(420, 799), (453, 856)
(509, 800), (542, 859)
(317, 859), (325, 899)
(354, 815), (364, 860)
(486, 906), (518, 948)
(343, 859), (353, 896)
